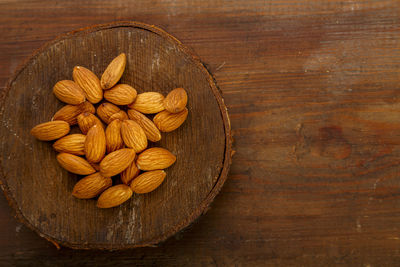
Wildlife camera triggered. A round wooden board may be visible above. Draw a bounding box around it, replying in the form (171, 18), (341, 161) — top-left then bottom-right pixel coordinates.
(0, 22), (232, 249)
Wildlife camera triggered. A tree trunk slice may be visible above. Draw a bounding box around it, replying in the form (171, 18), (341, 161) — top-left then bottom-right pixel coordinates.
(0, 21), (232, 249)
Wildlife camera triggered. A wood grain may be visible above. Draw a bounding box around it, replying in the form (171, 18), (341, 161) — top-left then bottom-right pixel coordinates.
(0, 0), (400, 265)
(0, 22), (231, 249)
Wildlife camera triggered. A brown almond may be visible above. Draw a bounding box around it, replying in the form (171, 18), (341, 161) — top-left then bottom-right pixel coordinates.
(121, 161), (140, 185)
(127, 109), (161, 142)
(97, 184), (132, 208)
(72, 172), (112, 199)
(73, 66), (103, 104)
(56, 153), (96, 175)
(30, 121), (70, 141)
(85, 124), (106, 163)
(53, 134), (86, 155)
(128, 92), (165, 114)
(53, 80), (85, 105)
(97, 102), (120, 124)
(104, 84), (137, 105)
(105, 119), (124, 153)
(109, 110), (128, 123)
(52, 101), (95, 125)
(100, 53), (126, 89)
(136, 147), (176, 171)
(121, 120), (147, 153)
(130, 170), (166, 194)
(153, 108), (188, 132)
(100, 148), (136, 177)
(77, 112), (103, 134)
(163, 88), (188, 113)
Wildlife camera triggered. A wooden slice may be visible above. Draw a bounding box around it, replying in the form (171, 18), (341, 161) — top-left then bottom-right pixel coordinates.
(0, 22), (232, 249)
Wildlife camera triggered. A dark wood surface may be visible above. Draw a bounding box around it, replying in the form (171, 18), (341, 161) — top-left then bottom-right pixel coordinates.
(0, 22), (231, 249)
(0, 0), (399, 265)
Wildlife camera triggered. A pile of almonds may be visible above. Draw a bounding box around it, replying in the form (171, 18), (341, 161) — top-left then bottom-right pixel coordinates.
(30, 53), (188, 208)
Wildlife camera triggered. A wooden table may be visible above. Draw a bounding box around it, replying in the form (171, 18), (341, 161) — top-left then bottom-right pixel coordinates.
(0, 0), (399, 265)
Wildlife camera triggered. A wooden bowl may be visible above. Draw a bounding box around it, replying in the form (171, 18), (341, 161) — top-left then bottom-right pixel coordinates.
(0, 22), (232, 249)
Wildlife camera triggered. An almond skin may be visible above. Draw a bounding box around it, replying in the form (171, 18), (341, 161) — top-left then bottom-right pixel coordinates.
(128, 92), (165, 114)
(104, 84), (137, 105)
(121, 120), (147, 153)
(127, 109), (161, 142)
(56, 153), (96, 175)
(30, 121), (70, 141)
(53, 134), (86, 155)
(130, 170), (166, 194)
(85, 124), (106, 163)
(97, 102), (120, 124)
(136, 147), (176, 171)
(121, 160), (140, 185)
(100, 148), (136, 177)
(77, 112), (103, 134)
(100, 53), (126, 89)
(109, 110), (128, 123)
(163, 88), (188, 113)
(52, 101), (95, 125)
(53, 80), (86, 105)
(105, 119), (124, 153)
(97, 184), (133, 208)
(72, 66), (103, 104)
(72, 172), (112, 199)
(153, 108), (188, 132)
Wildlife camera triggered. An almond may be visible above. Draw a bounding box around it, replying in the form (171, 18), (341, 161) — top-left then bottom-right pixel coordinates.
(100, 53), (126, 89)
(53, 80), (85, 105)
(163, 88), (188, 113)
(97, 184), (132, 208)
(121, 160), (140, 185)
(128, 92), (165, 114)
(30, 121), (70, 141)
(53, 134), (86, 155)
(153, 108), (188, 132)
(130, 170), (166, 194)
(72, 172), (112, 199)
(109, 110), (128, 123)
(104, 84), (137, 105)
(127, 109), (161, 142)
(85, 124), (106, 163)
(72, 66), (103, 104)
(52, 101), (95, 125)
(105, 119), (124, 153)
(121, 120), (147, 153)
(56, 153), (96, 175)
(136, 147), (176, 171)
(97, 102), (120, 124)
(99, 148), (135, 177)
(77, 112), (103, 134)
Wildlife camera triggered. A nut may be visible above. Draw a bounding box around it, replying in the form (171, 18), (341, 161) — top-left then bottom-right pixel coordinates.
(163, 88), (187, 113)
(52, 101), (95, 125)
(99, 148), (136, 177)
(100, 53), (126, 89)
(153, 108), (188, 132)
(121, 160), (140, 185)
(97, 102), (120, 124)
(121, 120), (148, 153)
(128, 92), (165, 114)
(85, 124), (106, 163)
(105, 119), (124, 153)
(136, 147), (176, 171)
(130, 170), (166, 194)
(53, 80), (85, 105)
(77, 112), (103, 134)
(104, 84), (137, 105)
(72, 172), (112, 199)
(127, 109), (161, 142)
(53, 134), (86, 155)
(97, 184), (133, 208)
(56, 153), (96, 175)
(30, 121), (70, 141)
(73, 66), (103, 104)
